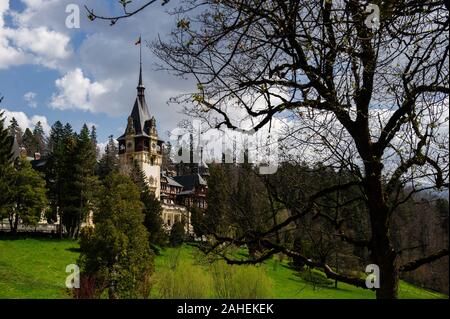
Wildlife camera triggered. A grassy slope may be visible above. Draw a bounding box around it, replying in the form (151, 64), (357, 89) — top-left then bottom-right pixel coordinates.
(0, 238), (446, 299)
(0, 238), (78, 299)
(154, 245), (447, 299)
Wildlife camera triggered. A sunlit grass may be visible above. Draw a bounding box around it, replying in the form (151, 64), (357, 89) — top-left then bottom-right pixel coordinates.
(0, 238), (447, 299)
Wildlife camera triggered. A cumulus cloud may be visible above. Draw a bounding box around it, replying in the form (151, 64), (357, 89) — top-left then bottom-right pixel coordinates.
(1, 0), (193, 135)
(0, 108), (51, 135)
(50, 68), (111, 112)
(23, 91), (37, 108)
(0, 0), (72, 69)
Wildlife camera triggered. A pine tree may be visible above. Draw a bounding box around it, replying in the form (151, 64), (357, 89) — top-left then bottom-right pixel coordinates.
(130, 160), (148, 191)
(97, 135), (119, 179)
(61, 124), (98, 238)
(141, 189), (166, 246)
(203, 163), (232, 235)
(0, 111), (14, 165)
(45, 121), (66, 223)
(169, 221), (185, 247)
(78, 173), (154, 299)
(5, 157), (48, 233)
(8, 117), (23, 147)
(90, 125), (99, 160)
(0, 111), (14, 218)
(22, 128), (36, 157)
(32, 121), (46, 154)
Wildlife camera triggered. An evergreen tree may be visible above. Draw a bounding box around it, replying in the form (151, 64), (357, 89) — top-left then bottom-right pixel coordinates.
(0, 111), (13, 165)
(169, 221), (185, 247)
(141, 189), (166, 246)
(61, 124), (98, 238)
(78, 173), (154, 299)
(2, 157), (48, 233)
(97, 135), (119, 180)
(46, 123), (98, 238)
(203, 163), (232, 234)
(32, 121), (46, 154)
(90, 125), (99, 160)
(190, 205), (206, 238)
(8, 117), (23, 147)
(22, 128), (36, 157)
(45, 121), (66, 224)
(0, 111), (14, 218)
(130, 160), (148, 191)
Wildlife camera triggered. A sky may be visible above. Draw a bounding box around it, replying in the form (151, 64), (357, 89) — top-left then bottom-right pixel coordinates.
(0, 0), (194, 149)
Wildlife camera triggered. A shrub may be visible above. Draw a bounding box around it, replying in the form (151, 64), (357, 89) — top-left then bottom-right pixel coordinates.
(211, 260), (274, 299)
(169, 221), (185, 247)
(154, 250), (211, 298)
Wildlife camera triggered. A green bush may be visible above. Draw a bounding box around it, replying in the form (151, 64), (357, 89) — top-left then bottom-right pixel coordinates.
(153, 251), (211, 298)
(169, 221), (185, 247)
(210, 260), (274, 299)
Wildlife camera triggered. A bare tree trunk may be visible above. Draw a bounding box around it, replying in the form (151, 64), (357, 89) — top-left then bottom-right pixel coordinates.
(13, 213), (19, 233)
(8, 213), (14, 233)
(366, 164), (399, 299)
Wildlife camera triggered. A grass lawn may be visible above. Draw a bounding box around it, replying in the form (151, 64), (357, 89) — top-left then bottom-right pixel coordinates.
(153, 244), (446, 299)
(0, 238), (447, 299)
(0, 238), (79, 299)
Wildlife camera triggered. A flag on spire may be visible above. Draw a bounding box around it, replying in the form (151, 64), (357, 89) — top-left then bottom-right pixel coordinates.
(135, 36), (141, 45)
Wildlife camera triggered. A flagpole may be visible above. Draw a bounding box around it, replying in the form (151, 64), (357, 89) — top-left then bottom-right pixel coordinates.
(140, 34), (142, 69)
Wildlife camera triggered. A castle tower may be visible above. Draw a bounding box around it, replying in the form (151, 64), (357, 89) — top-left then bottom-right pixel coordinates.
(117, 53), (163, 198)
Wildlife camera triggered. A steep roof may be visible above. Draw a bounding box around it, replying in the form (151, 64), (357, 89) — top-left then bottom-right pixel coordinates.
(161, 173), (184, 188)
(173, 174), (207, 192)
(118, 64), (152, 141)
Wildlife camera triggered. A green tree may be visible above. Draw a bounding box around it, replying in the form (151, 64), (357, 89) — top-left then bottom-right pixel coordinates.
(62, 124), (97, 238)
(203, 163), (232, 235)
(46, 123), (98, 238)
(8, 117), (23, 147)
(0, 111), (14, 217)
(0, 111), (13, 164)
(141, 188), (166, 246)
(21, 128), (36, 157)
(32, 121), (46, 154)
(3, 157), (48, 233)
(45, 121), (66, 224)
(169, 221), (185, 247)
(97, 135), (119, 180)
(78, 173), (154, 299)
(130, 160), (148, 191)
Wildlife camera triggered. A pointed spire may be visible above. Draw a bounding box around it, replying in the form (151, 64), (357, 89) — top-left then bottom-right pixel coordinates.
(138, 62), (143, 87)
(137, 34), (145, 96)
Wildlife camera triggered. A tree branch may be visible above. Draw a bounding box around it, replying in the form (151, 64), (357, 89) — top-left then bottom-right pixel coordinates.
(399, 249), (449, 272)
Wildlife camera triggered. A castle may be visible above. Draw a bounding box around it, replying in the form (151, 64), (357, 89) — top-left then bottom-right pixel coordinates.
(116, 57), (208, 233)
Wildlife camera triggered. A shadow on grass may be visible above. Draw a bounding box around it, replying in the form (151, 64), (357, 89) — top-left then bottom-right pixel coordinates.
(65, 247), (81, 253)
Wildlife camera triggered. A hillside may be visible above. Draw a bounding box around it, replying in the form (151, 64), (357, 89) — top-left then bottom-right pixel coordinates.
(0, 238), (446, 299)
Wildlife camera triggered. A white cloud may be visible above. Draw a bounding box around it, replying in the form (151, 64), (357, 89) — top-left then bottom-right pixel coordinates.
(50, 68), (111, 112)
(0, 0), (72, 69)
(0, 1), (9, 28)
(1, 108), (50, 135)
(23, 91), (37, 108)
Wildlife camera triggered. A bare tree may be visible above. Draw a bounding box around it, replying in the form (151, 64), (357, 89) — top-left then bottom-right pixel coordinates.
(87, 0), (449, 298)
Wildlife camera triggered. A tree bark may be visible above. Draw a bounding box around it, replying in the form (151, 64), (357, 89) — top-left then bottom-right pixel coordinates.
(13, 213), (19, 233)
(366, 162), (399, 299)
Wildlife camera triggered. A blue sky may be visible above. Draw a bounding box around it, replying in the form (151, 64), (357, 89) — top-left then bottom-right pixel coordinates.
(0, 0), (193, 149)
